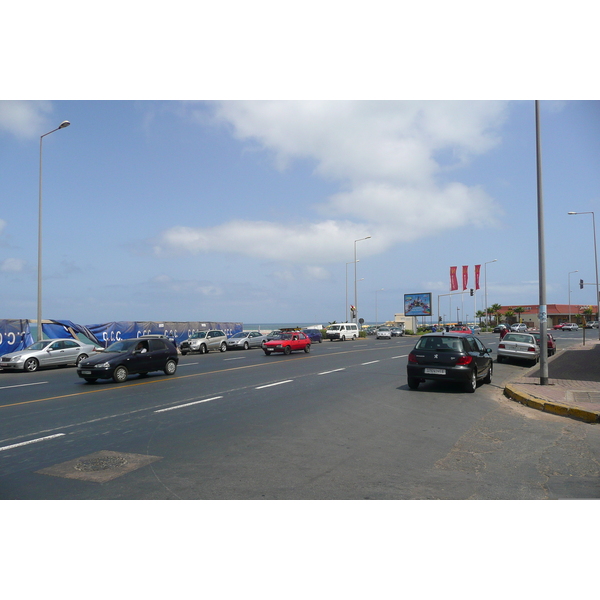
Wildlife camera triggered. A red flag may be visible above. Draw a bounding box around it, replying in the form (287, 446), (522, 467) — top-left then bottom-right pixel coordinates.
(462, 266), (468, 291)
(475, 265), (481, 290)
(450, 266), (458, 291)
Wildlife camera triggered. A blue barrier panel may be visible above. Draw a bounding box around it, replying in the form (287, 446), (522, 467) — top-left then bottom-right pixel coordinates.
(0, 320), (34, 354)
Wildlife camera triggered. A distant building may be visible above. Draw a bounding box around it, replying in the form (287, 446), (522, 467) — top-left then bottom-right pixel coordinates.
(495, 304), (598, 328)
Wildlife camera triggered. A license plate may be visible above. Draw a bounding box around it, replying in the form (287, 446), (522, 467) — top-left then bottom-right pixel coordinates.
(424, 368), (446, 375)
(81, 370), (92, 375)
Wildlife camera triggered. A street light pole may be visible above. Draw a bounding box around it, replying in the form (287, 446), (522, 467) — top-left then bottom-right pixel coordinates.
(346, 260), (358, 322)
(484, 259), (497, 328)
(375, 288), (384, 327)
(354, 236), (371, 326)
(568, 270), (578, 322)
(568, 211), (600, 339)
(37, 120), (70, 341)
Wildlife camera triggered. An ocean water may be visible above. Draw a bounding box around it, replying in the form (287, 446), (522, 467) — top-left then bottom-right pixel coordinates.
(244, 322), (327, 333)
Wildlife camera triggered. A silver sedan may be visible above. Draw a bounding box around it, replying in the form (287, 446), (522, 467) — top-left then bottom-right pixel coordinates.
(0, 338), (99, 372)
(497, 333), (540, 366)
(226, 331), (267, 350)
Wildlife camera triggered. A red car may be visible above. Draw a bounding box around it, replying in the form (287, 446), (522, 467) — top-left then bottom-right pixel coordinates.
(552, 323), (565, 330)
(530, 331), (557, 356)
(263, 332), (311, 355)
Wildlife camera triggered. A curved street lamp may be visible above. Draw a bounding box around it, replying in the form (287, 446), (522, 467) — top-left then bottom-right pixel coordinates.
(37, 121), (70, 340)
(568, 211), (600, 339)
(568, 269), (578, 322)
(353, 236), (371, 325)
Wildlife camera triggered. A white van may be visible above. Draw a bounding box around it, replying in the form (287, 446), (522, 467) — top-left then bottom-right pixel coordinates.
(326, 323), (359, 341)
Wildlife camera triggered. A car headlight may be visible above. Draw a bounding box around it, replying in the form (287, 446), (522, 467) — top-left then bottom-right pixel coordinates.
(94, 362), (111, 369)
(10, 355), (22, 361)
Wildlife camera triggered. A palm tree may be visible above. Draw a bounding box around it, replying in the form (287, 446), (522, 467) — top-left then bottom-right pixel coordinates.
(504, 309), (515, 325)
(514, 306), (525, 323)
(490, 303), (503, 326)
(475, 310), (486, 328)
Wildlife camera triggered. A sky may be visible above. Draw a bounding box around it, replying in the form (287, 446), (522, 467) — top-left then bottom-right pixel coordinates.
(1, 99), (600, 327)
(2, 3), (599, 328)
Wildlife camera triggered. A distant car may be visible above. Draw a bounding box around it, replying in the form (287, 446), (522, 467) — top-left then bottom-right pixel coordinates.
(561, 323), (579, 331)
(77, 337), (178, 383)
(585, 321), (599, 329)
(263, 332), (311, 355)
(510, 323), (528, 332)
(1, 338), (99, 372)
(226, 331), (267, 350)
(303, 329), (323, 343)
(406, 332), (493, 393)
(376, 326), (392, 340)
(530, 331), (557, 356)
(390, 327), (404, 337)
(552, 323), (565, 330)
(497, 332), (539, 366)
(326, 323), (359, 341)
(493, 324), (508, 333)
(179, 330), (227, 354)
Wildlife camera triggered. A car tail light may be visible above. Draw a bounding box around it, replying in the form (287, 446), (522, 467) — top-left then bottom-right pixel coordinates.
(498, 343), (505, 349)
(455, 355), (473, 366)
(408, 352), (418, 363)
(527, 346), (536, 352)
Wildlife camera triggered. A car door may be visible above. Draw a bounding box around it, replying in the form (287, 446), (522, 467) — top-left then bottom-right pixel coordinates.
(44, 340), (65, 366)
(60, 339), (81, 365)
(147, 339), (168, 371)
(465, 336), (490, 376)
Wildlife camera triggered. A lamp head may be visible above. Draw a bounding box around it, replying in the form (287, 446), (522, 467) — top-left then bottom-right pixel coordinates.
(59, 121), (70, 129)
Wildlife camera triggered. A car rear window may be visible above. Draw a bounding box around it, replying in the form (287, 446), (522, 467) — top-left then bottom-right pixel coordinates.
(416, 336), (463, 351)
(504, 334), (534, 343)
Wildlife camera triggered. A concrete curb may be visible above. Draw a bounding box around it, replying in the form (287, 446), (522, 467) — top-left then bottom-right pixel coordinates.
(503, 383), (600, 424)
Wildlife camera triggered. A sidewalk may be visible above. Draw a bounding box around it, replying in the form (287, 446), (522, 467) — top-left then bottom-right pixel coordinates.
(504, 338), (600, 423)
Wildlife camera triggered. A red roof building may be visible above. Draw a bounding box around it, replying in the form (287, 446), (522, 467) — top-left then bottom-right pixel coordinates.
(495, 304), (598, 327)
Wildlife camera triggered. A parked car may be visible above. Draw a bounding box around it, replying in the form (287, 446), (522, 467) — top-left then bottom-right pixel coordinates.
(376, 326), (392, 340)
(497, 332), (539, 366)
(493, 324), (508, 333)
(552, 323), (565, 330)
(0, 338), (99, 372)
(585, 321), (599, 329)
(263, 332), (311, 355)
(226, 331), (267, 350)
(406, 332), (493, 393)
(510, 323), (528, 332)
(530, 331), (557, 356)
(303, 329), (323, 343)
(179, 330), (227, 354)
(77, 337), (178, 383)
(390, 327), (404, 337)
(561, 323), (579, 331)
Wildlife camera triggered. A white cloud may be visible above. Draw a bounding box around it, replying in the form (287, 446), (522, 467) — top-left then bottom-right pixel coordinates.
(0, 101), (53, 138)
(0, 219), (6, 234)
(153, 101), (508, 263)
(0, 258), (26, 272)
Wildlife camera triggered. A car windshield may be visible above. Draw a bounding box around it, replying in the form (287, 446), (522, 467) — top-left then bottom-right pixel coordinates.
(25, 341), (53, 351)
(103, 339), (138, 352)
(190, 332), (207, 339)
(416, 337), (462, 351)
(231, 332), (246, 339)
(504, 334), (534, 343)
(329, 326), (341, 331)
(379, 327), (390, 331)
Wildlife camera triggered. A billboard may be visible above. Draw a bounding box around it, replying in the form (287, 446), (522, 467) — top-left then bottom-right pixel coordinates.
(404, 293), (432, 316)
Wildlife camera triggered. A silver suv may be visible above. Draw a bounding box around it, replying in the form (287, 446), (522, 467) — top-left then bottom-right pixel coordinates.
(179, 330), (227, 354)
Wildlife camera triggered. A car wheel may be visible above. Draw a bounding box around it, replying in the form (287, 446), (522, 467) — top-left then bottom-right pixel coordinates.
(243, 342), (249, 350)
(483, 362), (493, 384)
(199, 344), (207, 354)
(264, 350), (271, 356)
(341, 335), (346, 341)
(181, 351), (188, 356)
(164, 359), (177, 375)
(284, 345), (292, 355)
(407, 377), (420, 390)
(496, 355), (503, 363)
(219, 342), (227, 352)
(465, 369), (477, 393)
(112, 365), (128, 383)
(76, 353), (88, 366)
(24, 357), (39, 372)
(84, 377), (97, 383)
(304, 344), (311, 353)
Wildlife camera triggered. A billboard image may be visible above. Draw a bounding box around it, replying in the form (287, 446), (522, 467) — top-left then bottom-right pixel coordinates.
(404, 293), (432, 316)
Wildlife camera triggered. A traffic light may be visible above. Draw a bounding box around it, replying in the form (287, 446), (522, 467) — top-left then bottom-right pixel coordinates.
(580, 279), (584, 289)
(469, 289), (474, 296)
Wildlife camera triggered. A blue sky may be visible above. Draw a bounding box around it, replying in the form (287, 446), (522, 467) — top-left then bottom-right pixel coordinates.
(1, 100), (600, 326)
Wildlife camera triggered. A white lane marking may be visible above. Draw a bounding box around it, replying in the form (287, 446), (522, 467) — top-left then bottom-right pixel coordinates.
(391, 355), (408, 359)
(224, 357), (246, 361)
(361, 360), (380, 365)
(154, 396), (223, 413)
(0, 381), (48, 391)
(318, 368), (346, 375)
(177, 362), (199, 367)
(0, 433), (65, 452)
(255, 380), (293, 390)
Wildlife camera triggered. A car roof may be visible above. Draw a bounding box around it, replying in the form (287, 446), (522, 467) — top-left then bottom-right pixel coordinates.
(420, 332), (472, 338)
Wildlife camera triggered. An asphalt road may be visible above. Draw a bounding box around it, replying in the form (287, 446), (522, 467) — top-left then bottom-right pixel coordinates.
(1, 331), (599, 499)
